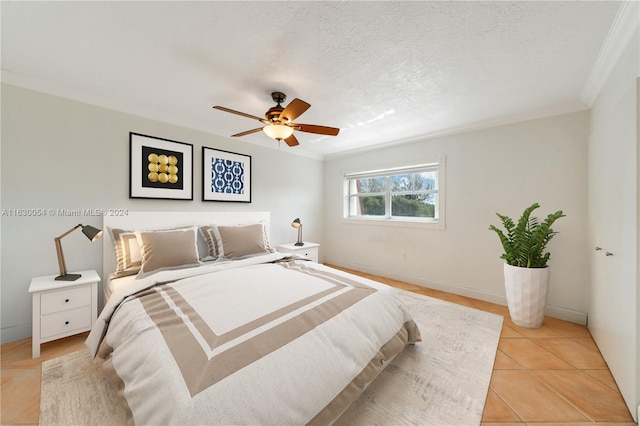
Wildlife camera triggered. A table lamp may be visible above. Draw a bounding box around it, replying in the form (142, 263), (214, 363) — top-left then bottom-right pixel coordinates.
(291, 218), (304, 246)
(55, 224), (103, 281)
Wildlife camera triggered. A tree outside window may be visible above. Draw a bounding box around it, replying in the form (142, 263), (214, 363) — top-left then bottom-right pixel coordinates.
(346, 163), (441, 222)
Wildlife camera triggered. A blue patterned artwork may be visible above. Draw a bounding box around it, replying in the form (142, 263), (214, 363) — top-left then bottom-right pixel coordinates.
(202, 147), (251, 202)
(211, 158), (245, 194)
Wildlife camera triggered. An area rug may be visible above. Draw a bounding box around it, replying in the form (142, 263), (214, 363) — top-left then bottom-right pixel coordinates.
(40, 289), (503, 426)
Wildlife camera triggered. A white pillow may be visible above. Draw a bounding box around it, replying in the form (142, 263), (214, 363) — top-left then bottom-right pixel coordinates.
(109, 228), (142, 277)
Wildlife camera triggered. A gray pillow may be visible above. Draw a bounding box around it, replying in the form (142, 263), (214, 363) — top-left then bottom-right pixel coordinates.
(208, 223), (274, 259)
(135, 226), (200, 276)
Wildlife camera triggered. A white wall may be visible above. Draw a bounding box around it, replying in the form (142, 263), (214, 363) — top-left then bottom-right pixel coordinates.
(587, 6), (638, 419)
(0, 84), (324, 343)
(323, 111), (590, 323)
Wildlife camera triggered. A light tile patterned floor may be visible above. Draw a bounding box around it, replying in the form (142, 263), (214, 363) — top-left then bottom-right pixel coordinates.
(1, 266), (635, 425)
(327, 265), (635, 426)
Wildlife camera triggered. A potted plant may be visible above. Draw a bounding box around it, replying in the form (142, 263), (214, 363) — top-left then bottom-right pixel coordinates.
(489, 202), (565, 328)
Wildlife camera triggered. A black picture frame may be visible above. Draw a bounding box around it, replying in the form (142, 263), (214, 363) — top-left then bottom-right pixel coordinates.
(129, 132), (193, 200)
(202, 146), (252, 203)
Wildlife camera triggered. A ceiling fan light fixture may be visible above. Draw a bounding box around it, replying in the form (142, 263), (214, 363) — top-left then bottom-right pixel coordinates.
(263, 124), (294, 141)
(213, 92), (340, 147)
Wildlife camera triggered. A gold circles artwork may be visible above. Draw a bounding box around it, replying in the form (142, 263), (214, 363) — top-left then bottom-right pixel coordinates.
(147, 153), (179, 184)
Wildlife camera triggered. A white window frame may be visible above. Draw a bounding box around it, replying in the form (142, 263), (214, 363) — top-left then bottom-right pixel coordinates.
(342, 156), (445, 230)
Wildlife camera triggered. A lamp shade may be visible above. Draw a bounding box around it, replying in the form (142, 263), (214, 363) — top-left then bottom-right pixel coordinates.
(263, 124), (294, 141)
(82, 224), (103, 242)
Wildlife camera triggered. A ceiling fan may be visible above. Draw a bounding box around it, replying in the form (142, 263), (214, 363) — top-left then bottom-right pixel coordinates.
(213, 92), (340, 147)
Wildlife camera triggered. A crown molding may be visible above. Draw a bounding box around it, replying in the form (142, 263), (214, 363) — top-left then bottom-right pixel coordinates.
(325, 101), (587, 161)
(581, 0), (640, 106)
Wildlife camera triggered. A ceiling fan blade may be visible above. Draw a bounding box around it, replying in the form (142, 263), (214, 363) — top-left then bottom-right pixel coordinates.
(231, 128), (264, 137)
(284, 134), (300, 147)
(279, 98), (310, 123)
(292, 123), (340, 136)
(213, 106), (268, 123)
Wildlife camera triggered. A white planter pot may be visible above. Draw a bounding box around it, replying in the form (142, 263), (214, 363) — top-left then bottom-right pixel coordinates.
(503, 263), (550, 328)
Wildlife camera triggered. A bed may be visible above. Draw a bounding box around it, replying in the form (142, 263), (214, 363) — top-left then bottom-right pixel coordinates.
(86, 211), (421, 425)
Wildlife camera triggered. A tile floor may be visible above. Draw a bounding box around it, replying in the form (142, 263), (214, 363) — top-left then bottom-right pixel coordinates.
(328, 265), (635, 426)
(1, 266), (636, 425)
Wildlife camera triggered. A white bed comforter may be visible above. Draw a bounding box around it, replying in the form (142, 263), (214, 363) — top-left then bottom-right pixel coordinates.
(86, 253), (420, 425)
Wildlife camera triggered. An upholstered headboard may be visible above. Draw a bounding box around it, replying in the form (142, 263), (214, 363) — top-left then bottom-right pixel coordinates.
(102, 211), (270, 279)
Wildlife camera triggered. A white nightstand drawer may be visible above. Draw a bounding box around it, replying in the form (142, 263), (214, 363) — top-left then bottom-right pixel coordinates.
(40, 305), (92, 339)
(41, 285), (91, 315)
(297, 247), (319, 261)
(277, 243), (320, 263)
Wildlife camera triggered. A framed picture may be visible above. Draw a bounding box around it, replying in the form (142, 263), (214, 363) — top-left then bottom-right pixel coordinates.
(130, 132), (193, 200)
(202, 147), (251, 202)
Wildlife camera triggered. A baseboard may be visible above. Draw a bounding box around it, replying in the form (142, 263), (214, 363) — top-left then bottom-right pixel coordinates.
(544, 305), (588, 326)
(1, 323), (32, 344)
(324, 258), (588, 325)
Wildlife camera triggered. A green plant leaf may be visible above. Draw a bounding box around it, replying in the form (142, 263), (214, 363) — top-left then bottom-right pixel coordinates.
(488, 203), (565, 268)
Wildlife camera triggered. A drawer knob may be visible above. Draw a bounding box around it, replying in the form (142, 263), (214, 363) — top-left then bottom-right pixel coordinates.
(65, 299), (70, 303)
(65, 321), (70, 325)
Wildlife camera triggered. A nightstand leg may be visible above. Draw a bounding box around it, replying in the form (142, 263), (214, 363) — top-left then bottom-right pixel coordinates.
(32, 340), (40, 358)
(32, 293), (41, 358)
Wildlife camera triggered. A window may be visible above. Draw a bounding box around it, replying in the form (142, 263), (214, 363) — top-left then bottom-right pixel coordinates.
(344, 159), (444, 228)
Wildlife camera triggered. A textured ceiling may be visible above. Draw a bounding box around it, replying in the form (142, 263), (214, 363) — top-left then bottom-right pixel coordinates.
(1, 1), (622, 158)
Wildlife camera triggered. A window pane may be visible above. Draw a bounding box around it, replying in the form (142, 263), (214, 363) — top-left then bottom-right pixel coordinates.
(391, 194), (437, 218)
(390, 172), (436, 193)
(350, 195), (385, 216)
(344, 161), (443, 225)
(353, 177), (386, 194)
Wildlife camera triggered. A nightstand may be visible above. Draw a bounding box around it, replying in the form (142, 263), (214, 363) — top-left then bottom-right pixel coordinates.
(277, 242), (320, 263)
(28, 269), (100, 358)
